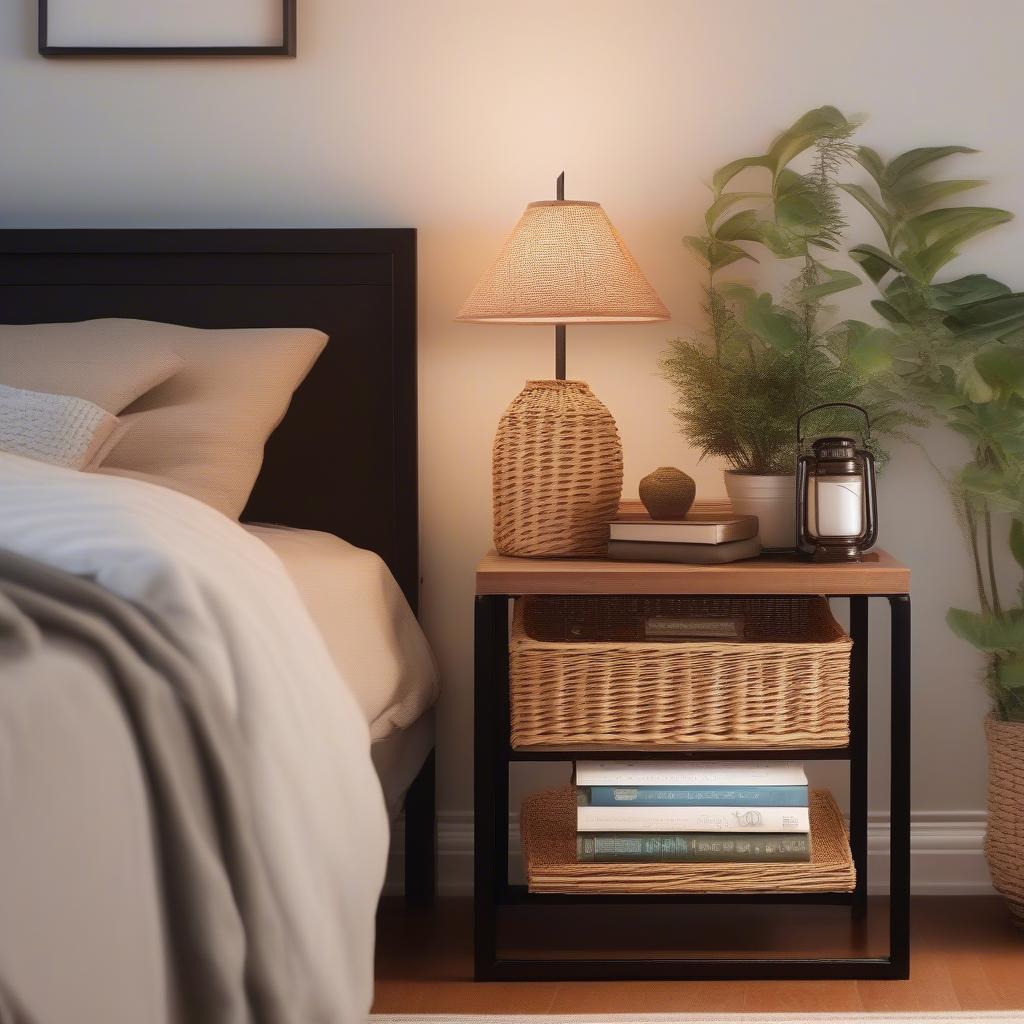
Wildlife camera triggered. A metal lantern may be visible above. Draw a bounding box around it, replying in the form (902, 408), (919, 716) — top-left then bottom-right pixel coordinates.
(796, 403), (878, 562)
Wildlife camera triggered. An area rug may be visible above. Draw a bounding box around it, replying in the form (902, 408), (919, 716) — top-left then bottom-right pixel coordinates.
(370, 1014), (1024, 1024)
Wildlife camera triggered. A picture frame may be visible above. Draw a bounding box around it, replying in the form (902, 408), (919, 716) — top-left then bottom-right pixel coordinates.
(38, 0), (296, 58)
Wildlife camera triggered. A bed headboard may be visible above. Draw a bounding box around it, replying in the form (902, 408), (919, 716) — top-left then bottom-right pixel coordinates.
(0, 229), (419, 612)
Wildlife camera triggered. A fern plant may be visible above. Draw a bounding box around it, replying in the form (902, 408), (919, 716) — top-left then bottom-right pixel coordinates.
(663, 107), (915, 476)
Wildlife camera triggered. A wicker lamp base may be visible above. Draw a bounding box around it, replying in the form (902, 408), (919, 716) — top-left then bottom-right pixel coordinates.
(492, 380), (623, 558)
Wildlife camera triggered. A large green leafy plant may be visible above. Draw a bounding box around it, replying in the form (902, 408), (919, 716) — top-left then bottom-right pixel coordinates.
(663, 107), (913, 475)
(840, 146), (1024, 721)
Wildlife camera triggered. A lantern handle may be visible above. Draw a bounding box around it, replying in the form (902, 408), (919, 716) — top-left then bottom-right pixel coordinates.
(797, 402), (872, 447)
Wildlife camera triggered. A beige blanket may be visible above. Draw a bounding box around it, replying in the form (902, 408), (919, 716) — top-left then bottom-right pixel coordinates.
(0, 549), (290, 1023)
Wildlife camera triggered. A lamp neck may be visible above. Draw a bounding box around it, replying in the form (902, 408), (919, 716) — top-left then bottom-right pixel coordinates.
(554, 171), (567, 380)
(555, 324), (566, 380)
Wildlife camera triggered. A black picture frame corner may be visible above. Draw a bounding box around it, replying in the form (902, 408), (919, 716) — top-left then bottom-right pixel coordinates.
(38, 0), (297, 58)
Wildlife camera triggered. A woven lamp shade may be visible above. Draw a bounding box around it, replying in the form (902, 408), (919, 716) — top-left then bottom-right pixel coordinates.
(456, 201), (669, 325)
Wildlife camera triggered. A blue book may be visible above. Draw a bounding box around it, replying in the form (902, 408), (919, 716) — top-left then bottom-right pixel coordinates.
(578, 785), (809, 807)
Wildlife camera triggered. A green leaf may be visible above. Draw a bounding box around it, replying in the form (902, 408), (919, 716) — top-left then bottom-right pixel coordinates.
(754, 221), (806, 258)
(705, 191), (770, 232)
(996, 657), (1024, 691)
(946, 292), (1024, 327)
(846, 324), (896, 373)
(683, 235), (757, 272)
(974, 346), (1024, 397)
(849, 243), (906, 283)
(714, 210), (806, 258)
(883, 146), (978, 186)
(708, 241), (757, 272)
(739, 292), (800, 352)
(904, 206), (1013, 247)
(890, 178), (987, 214)
(958, 362), (997, 403)
(853, 146), (886, 184)
(944, 293), (1024, 344)
(947, 316), (1024, 347)
(765, 107), (856, 179)
(925, 274), (1012, 311)
(1010, 519), (1024, 571)
(839, 182), (895, 241)
(872, 299), (908, 324)
(901, 207), (1013, 282)
(714, 209), (766, 243)
(947, 607), (1024, 652)
(712, 156), (772, 195)
(959, 464), (1005, 496)
(776, 190), (827, 237)
(800, 266), (862, 301)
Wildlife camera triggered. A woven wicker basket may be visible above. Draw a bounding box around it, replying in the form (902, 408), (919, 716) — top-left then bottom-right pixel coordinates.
(492, 380), (622, 558)
(509, 596), (852, 749)
(521, 786), (854, 894)
(985, 715), (1024, 928)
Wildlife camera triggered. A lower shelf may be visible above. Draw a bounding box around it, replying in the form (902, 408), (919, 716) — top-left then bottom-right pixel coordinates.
(521, 786), (855, 895)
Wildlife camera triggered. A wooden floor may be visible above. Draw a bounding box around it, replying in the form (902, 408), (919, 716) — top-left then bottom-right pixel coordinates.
(373, 896), (1024, 1014)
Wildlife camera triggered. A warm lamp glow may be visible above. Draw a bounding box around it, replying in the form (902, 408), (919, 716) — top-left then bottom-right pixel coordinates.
(456, 200), (669, 325)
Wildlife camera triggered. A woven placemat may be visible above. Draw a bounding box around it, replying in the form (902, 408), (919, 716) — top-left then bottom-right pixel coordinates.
(522, 786), (855, 895)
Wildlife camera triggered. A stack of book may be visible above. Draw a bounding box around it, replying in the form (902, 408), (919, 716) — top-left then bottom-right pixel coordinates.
(607, 511), (761, 564)
(575, 760), (811, 864)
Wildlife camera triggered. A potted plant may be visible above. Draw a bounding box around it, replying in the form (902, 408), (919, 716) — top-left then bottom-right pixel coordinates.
(840, 143), (1024, 923)
(663, 108), (913, 548)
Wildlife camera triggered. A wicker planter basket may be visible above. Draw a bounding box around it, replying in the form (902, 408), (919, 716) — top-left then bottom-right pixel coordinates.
(985, 715), (1024, 927)
(509, 596), (852, 749)
(492, 380), (622, 558)
(521, 786), (854, 894)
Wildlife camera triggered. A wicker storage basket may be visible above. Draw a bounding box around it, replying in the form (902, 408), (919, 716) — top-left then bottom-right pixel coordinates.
(492, 380), (622, 558)
(985, 715), (1024, 927)
(509, 596), (852, 749)
(521, 786), (854, 894)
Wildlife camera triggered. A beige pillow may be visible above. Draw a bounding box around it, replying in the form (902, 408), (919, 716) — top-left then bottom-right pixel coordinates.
(0, 320), (184, 413)
(100, 320), (328, 518)
(0, 383), (126, 471)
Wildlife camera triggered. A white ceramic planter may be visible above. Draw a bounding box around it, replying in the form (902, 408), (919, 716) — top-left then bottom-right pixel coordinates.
(724, 471), (797, 550)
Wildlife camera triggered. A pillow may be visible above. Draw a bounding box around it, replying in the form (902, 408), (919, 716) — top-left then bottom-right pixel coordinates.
(0, 383), (125, 471)
(0, 320), (184, 413)
(99, 320), (328, 518)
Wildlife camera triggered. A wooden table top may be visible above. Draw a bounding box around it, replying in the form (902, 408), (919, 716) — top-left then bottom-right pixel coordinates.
(476, 548), (910, 597)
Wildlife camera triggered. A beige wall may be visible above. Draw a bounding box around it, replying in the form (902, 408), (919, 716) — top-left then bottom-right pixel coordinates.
(2, 0), (1021, 875)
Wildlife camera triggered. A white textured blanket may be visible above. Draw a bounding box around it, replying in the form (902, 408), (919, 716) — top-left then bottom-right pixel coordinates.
(0, 451), (388, 1023)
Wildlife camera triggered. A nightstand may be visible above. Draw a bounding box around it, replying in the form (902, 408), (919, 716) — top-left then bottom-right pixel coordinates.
(474, 549), (911, 981)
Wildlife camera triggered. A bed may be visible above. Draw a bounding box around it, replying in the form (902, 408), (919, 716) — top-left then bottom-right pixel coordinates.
(0, 229), (436, 1023)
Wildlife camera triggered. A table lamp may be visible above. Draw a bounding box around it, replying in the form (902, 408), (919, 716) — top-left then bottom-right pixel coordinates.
(457, 173), (669, 557)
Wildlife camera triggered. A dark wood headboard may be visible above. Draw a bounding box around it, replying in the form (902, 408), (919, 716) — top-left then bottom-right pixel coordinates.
(0, 229), (419, 611)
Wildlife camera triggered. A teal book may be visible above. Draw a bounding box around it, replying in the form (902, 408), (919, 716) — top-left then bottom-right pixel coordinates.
(576, 832), (811, 863)
(578, 785), (809, 808)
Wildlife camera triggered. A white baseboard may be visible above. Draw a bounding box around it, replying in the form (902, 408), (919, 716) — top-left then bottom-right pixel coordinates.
(385, 810), (993, 896)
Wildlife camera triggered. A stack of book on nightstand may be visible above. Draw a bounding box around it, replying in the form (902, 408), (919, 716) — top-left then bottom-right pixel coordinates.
(575, 760), (811, 863)
(607, 511), (761, 564)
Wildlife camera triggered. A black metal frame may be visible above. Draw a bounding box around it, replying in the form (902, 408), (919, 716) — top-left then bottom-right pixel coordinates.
(39, 0), (297, 57)
(404, 749), (437, 906)
(474, 592), (911, 980)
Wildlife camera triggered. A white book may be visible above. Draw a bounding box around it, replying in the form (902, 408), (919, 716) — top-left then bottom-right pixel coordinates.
(575, 760), (808, 788)
(609, 515), (757, 545)
(576, 803), (810, 833)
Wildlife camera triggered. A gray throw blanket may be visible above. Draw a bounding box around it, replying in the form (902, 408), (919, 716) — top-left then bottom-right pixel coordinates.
(0, 548), (293, 1024)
